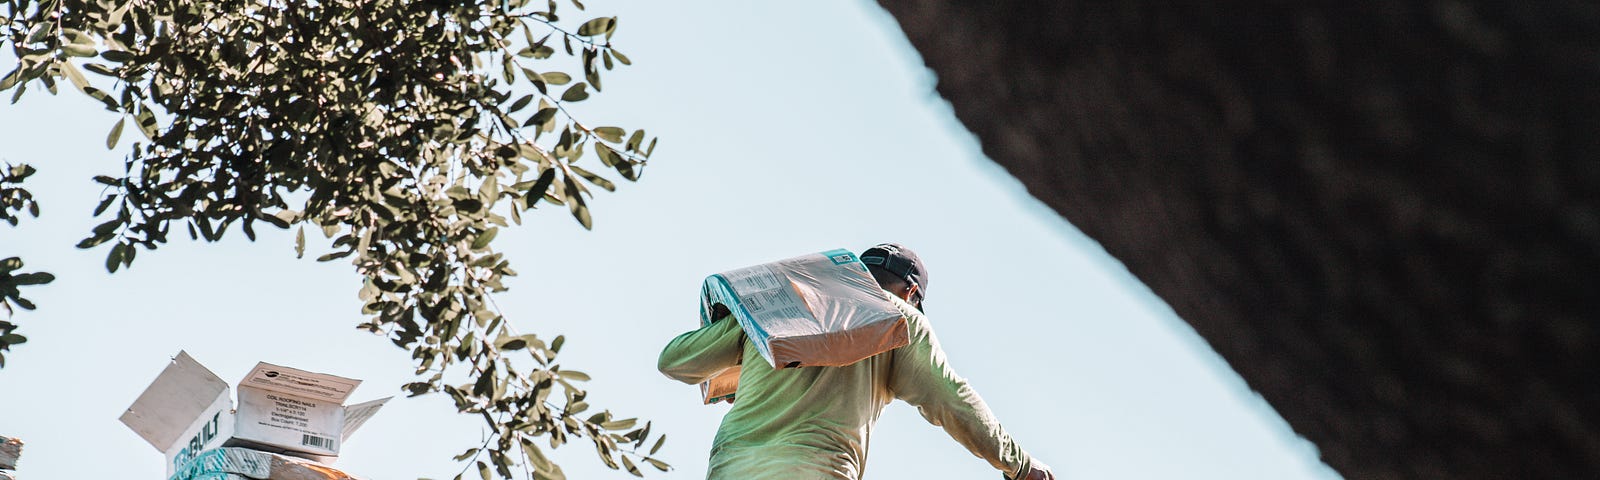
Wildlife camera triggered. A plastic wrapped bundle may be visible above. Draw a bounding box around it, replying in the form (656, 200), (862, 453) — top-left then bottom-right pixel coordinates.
(0, 435), (19, 470)
(172, 447), (361, 480)
(697, 248), (909, 403)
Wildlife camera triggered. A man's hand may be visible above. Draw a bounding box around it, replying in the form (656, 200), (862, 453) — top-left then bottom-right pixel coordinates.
(1023, 462), (1054, 480)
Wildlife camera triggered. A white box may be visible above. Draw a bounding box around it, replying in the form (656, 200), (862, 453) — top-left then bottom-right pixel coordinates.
(120, 351), (390, 475)
(697, 248), (909, 403)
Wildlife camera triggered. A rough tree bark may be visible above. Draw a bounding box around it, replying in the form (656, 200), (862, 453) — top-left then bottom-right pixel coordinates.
(873, 2), (1600, 479)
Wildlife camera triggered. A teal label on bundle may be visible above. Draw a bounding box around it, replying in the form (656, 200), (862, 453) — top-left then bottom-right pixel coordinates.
(824, 249), (856, 265)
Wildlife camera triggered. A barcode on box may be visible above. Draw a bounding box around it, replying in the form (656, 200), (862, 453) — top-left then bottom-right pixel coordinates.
(302, 434), (336, 450)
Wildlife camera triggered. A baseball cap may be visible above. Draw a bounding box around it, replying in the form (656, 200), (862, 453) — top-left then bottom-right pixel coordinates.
(860, 243), (929, 311)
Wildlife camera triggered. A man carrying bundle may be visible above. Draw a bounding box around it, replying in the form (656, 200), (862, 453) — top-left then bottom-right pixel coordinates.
(658, 243), (1054, 480)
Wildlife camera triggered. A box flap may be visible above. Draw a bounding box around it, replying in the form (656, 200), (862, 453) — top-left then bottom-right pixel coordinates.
(163, 392), (235, 475)
(239, 362), (361, 403)
(119, 351), (231, 451)
(340, 397), (392, 441)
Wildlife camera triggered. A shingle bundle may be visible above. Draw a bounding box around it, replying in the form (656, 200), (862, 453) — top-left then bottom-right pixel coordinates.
(697, 248), (909, 403)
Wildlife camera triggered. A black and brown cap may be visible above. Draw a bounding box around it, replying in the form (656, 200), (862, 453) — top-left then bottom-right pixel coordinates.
(860, 243), (928, 310)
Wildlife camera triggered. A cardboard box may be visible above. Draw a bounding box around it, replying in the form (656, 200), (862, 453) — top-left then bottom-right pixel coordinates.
(697, 248), (909, 403)
(697, 363), (741, 405)
(120, 351), (390, 475)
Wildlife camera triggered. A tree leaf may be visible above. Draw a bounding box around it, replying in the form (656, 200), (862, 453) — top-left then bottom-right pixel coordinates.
(76, 233), (113, 249)
(60, 61), (90, 91)
(106, 118), (124, 149)
(626, 129), (644, 151)
(524, 168), (558, 206)
(82, 62), (117, 77)
(273, 210), (300, 225)
(10, 272), (54, 285)
(575, 17), (615, 37)
(591, 127), (624, 143)
(560, 83), (589, 102)
(621, 455), (642, 477)
(506, 94), (534, 114)
(0, 67), (22, 91)
(471, 227), (498, 251)
(124, 242), (137, 267)
(521, 438), (556, 473)
(585, 60), (602, 93)
(316, 250), (353, 262)
(524, 107), (558, 129)
(100, 50), (134, 62)
(540, 71), (571, 85)
(644, 457), (669, 471)
(80, 86), (119, 111)
(520, 67), (548, 93)
(91, 195), (117, 216)
(62, 44), (97, 58)
(569, 165), (614, 192)
(134, 105), (158, 139)
(106, 243), (124, 273)
(474, 364), (496, 396)
(566, 182), (592, 230)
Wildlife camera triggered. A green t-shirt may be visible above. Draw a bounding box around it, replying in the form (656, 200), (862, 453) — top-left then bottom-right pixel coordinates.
(659, 295), (1035, 479)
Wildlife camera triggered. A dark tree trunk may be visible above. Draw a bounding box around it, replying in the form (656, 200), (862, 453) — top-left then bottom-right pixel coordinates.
(872, 2), (1600, 479)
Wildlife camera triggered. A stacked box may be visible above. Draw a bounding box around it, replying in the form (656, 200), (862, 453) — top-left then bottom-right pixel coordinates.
(120, 352), (390, 476)
(697, 248), (909, 403)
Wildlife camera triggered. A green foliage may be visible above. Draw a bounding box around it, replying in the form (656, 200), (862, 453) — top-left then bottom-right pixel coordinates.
(0, 0), (665, 476)
(0, 162), (50, 367)
(0, 163), (39, 227)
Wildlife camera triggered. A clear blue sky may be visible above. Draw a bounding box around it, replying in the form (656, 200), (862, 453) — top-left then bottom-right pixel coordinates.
(0, 1), (1341, 479)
